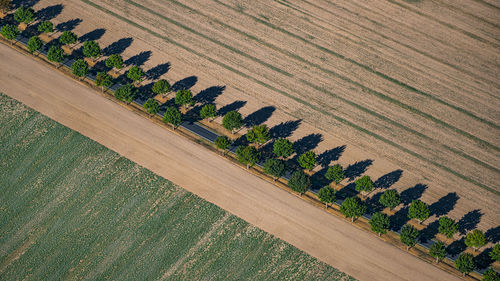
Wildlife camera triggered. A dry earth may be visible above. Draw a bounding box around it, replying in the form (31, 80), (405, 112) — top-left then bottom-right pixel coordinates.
(27, 0), (500, 232)
(0, 43), (462, 281)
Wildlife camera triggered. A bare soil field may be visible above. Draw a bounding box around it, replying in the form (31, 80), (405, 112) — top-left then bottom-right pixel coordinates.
(29, 0), (500, 232)
(0, 43), (462, 281)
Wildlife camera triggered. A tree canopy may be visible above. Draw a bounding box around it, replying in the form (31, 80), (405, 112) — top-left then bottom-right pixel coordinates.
(1, 24), (19, 41)
(438, 216), (458, 238)
(369, 212), (390, 236)
(95, 72), (113, 92)
(298, 151), (317, 171)
(47, 45), (65, 64)
(340, 196), (366, 222)
(163, 106), (182, 129)
(152, 79), (170, 95)
(200, 104), (217, 121)
(0, 0), (12, 13)
(455, 253), (475, 276)
(37, 20), (54, 33)
(27, 35), (43, 53)
(263, 158), (286, 181)
(379, 189), (401, 210)
(214, 136), (231, 155)
(408, 199), (430, 224)
(273, 138), (294, 159)
(14, 6), (34, 24)
(325, 164), (345, 184)
(127, 65), (144, 83)
(59, 31), (77, 45)
(222, 111), (243, 134)
(354, 175), (374, 196)
(491, 244), (500, 262)
(175, 89), (193, 108)
(235, 145), (260, 169)
(317, 186), (336, 208)
(400, 224), (419, 250)
(82, 40), (101, 60)
(105, 54), (123, 72)
(71, 59), (89, 79)
(482, 269), (500, 281)
(143, 98), (160, 116)
(114, 84), (136, 104)
(246, 125), (270, 147)
(288, 170), (311, 195)
(465, 229), (487, 252)
(429, 241), (446, 264)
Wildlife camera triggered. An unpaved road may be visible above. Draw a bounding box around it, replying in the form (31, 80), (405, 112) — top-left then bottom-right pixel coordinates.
(0, 42), (459, 280)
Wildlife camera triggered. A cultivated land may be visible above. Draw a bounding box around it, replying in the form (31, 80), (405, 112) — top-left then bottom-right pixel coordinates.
(30, 0), (500, 232)
(0, 44), (461, 281)
(0, 94), (353, 281)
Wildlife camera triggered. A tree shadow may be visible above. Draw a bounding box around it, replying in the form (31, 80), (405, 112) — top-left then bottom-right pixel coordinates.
(56, 18), (82, 32)
(243, 106), (275, 127)
(171, 76), (197, 91)
(366, 191), (385, 214)
(194, 85), (225, 104)
(79, 28), (106, 42)
(485, 225), (500, 243)
(390, 206), (409, 231)
(124, 51), (152, 67)
(146, 62), (171, 80)
(344, 159), (373, 181)
(400, 183), (427, 205)
(446, 237), (467, 258)
(102, 37), (133, 56)
(317, 145), (346, 168)
(293, 133), (323, 156)
(475, 248), (493, 270)
(458, 209), (483, 235)
(374, 169), (402, 189)
(269, 120), (301, 139)
(419, 220), (440, 243)
(36, 4), (63, 21)
(429, 192), (459, 217)
(217, 101), (246, 116)
(12, 0), (40, 8)
(136, 82), (154, 100)
(310, 167), (330, 191)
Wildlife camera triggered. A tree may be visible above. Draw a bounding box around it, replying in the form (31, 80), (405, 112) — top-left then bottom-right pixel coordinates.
(71, 59), (89, 80)
(235, 145), (260, 169)
(408, 199), (430, 224)
(105, 54), (123, 74)
(13, 6), (34, 24)
(455, 253), (475, 276)
(82, 40), (101, 61)
(355, 175), (374, 197)
(429, 241), (446, 264)
(246, 125), (270, 147)
(369, 212), (390, 236)
(438, 216), (458, 238)
(47, 45), (65, 66)
(27, 35), (42, 53)
(127, 65), (144, 84)
(482, 269), (500, 281)
(95, 72), (113, 92)
(152, 79), (170, 97)
(143, 98), (160, 116)
(200, 104), (217, 122)
(37, 20), (53, 34)
(490, 244), (500, 262)
(400, 224), (419, 250)
(0, 24), (19, 44)
(298, 151), (317, 171)
(318, 186), (336, 208)
(379, 189), (401, 210)
(325, 164), (345, 185)
(288, 170), (311, 195)
(59, 31), (77, 46)
(222, 111), (243, 134)
(263, 158), (286, 181)
(175, 89), (193, 109)
(163, 106), (182, 129)
(114, 84), (136, 104)
(465, 229), (487, 252)
(0, 0), (12, 13)
(214, 136), (231, 155)
(340, 196), (366, 222)
(273, 138), (294, 159)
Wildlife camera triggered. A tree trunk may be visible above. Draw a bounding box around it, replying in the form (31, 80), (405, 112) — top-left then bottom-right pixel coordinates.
(378, 232), (381, 237)
(435, 257), (439, 264)
(246, 164), (249, 169)
(351, 217), (354, 222)
(273, 177), (276, 182)
(463, 273), (465, 277)
(325, 203), (328, 209)
(101, 85), (104, 93)
(406, 246), (409, 251)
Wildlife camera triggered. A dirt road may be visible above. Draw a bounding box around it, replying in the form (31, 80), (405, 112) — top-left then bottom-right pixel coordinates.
(0, 42), (460, 280)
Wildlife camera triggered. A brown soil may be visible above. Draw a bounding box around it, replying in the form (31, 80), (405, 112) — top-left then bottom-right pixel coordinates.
(0, 41), (462, 281)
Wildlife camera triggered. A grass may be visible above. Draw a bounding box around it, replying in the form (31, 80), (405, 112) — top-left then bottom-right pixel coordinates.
(0, 93), (354, 280)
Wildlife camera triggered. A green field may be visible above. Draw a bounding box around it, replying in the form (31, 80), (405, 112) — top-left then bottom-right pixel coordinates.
(0, 93), (353, 280)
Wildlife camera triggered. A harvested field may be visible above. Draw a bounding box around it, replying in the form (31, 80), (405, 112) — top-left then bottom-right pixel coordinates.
(27, 0), (500, 232)
(0, 93), (353, 281)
